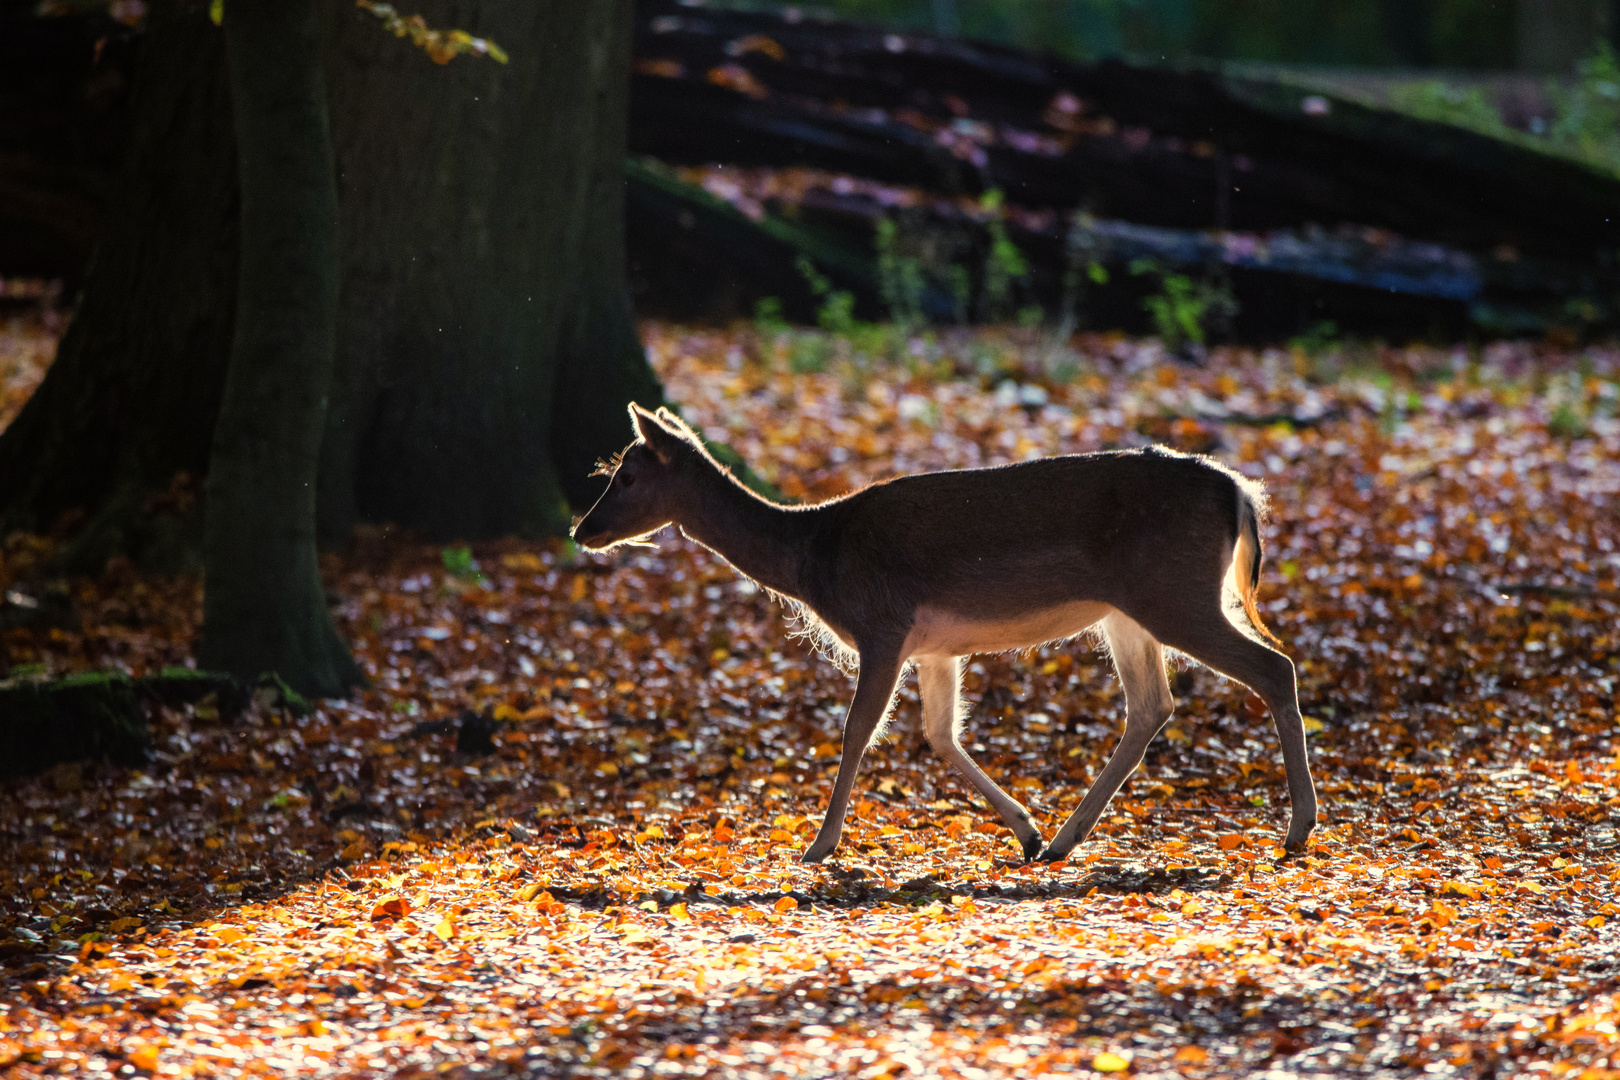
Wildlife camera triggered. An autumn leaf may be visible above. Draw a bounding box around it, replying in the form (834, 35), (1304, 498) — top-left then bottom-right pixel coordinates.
(124, 1044), (161, 1072)
(370, 895), (412, 920)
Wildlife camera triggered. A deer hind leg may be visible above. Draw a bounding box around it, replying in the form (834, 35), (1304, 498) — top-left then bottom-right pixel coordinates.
(1153, 611), (1317, 853)
(917, 655), (1043, 860)
(1039, 612), (1174, 862)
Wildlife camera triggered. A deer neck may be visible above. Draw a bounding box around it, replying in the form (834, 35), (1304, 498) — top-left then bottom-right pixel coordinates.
(678, 466), (811, 599)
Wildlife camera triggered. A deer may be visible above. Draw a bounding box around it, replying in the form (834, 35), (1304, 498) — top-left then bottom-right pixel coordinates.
(572, 403), (1317, 864)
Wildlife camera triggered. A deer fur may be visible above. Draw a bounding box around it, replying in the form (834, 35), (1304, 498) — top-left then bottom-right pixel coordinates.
(573, 403), (1317, 863)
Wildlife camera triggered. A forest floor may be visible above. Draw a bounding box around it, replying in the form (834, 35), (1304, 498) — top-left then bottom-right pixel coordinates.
(0, 311), (1618, 1079)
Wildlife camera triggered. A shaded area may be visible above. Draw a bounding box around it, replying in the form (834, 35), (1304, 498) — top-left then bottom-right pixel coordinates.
(624, 0), (1620, 336)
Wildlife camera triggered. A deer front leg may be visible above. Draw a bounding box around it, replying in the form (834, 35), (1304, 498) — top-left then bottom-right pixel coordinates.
(1040, 614), (1174, 862)
(802, 648), (904, 864)
(917, 655), (1043, 860)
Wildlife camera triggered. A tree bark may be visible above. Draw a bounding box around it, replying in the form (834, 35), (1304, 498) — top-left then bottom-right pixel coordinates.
(0, 4), (235, 572)
(319, 0), (659, 539)
(0, 0), (658, 587)
(197, 0), (357, 696)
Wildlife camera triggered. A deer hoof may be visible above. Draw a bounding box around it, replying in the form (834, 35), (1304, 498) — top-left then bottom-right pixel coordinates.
(1283, 819), (1317, 854)
(1034, 844), (1071, 864)
(800, 845), (832, 865)
(1019, 833), (1044, 861)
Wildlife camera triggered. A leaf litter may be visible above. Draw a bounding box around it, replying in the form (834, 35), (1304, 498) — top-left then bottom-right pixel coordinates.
(0, 309), (1617, 1078)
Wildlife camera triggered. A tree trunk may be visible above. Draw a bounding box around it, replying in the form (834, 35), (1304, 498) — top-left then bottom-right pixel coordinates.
(0, 0), (658, 580)
(198, 0), (358, 696)
(0, 4), (235, 573)
(319, 0), (660, 539)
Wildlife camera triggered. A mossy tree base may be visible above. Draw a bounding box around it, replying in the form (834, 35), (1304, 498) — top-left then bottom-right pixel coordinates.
(0, 669), (301, 780)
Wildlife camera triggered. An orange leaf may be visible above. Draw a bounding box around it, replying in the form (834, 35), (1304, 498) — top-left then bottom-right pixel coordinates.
(370, 895), (411, 920)
(774, 896), (799, 913)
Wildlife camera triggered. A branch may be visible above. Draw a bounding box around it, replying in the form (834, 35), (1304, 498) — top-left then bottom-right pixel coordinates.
(355, 0), (508, 65)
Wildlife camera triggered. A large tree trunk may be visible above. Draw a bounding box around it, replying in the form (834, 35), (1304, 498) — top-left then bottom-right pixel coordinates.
(0, 0), (656, 569)
(198, 0), (357, 695)
(318, 0), (658, 539)
(0, 4), (235, 572)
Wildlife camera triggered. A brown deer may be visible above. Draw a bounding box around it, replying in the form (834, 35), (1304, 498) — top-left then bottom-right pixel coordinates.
(573, 404), (1316, 863)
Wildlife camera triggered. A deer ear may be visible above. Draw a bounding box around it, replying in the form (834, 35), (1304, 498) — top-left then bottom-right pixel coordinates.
(629, 401), (681, 463)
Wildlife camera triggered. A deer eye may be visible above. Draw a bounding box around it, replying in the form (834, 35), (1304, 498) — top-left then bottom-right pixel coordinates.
(618, 471), (636, 489)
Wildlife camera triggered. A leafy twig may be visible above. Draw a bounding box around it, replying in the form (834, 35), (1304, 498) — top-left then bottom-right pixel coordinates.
(355, 0), (508, 65)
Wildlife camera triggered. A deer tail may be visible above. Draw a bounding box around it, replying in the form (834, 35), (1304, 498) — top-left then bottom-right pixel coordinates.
(1232, 481), (1283, 647)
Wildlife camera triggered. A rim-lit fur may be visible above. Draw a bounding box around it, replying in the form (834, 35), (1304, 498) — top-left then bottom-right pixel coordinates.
(573, 403), (1317, 864)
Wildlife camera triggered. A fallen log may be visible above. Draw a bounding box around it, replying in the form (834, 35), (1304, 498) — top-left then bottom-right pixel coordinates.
(627, 0), (1620, 334)
(625, 159), (1524, 339)
(632, 0), (1620, 261)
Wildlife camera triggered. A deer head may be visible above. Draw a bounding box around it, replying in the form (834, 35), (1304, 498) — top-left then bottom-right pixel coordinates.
(571, 403), (701, 551)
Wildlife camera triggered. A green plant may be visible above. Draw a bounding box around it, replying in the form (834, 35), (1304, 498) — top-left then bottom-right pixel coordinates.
(979, 189), (1029, 322)
(1146, 275), (1204, 346)
(1289, 319), (1340, 358)
(1548, 43), (1620, 170)
(875, 218), (927, 333)
(1130, 259), (1237, 351)
(1548, 401), (1588, 439)
(817, 291), (858, 337)
(753, 296), (789, 339)
(796, 256), (858, 338)
(442, 544), (490, 587)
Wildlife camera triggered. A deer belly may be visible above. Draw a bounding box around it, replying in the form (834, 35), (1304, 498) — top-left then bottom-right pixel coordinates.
(903, 601), (1114, 658)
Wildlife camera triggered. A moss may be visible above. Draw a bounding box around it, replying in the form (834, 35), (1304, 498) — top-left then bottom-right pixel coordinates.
(0, 668), (260, 778)
(255, 672), (311, 717)
(59, 670), (122, 690)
